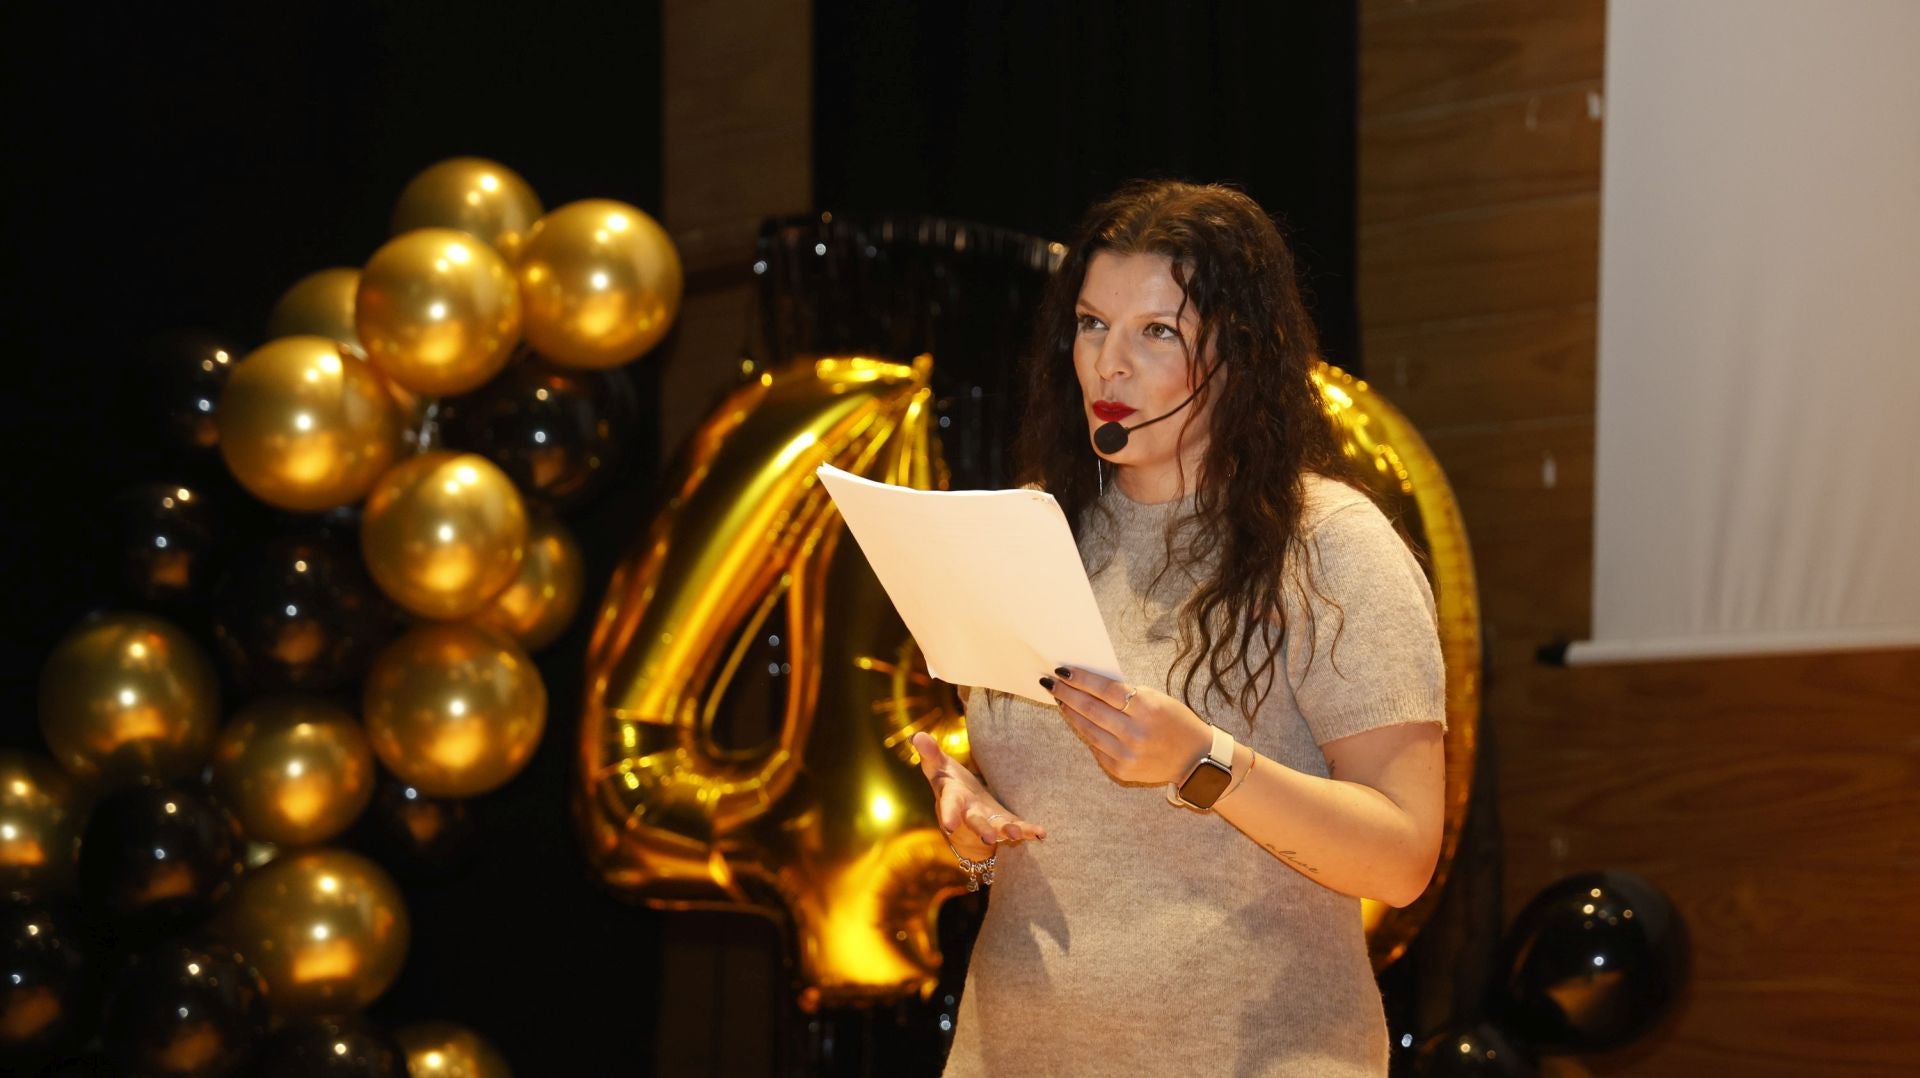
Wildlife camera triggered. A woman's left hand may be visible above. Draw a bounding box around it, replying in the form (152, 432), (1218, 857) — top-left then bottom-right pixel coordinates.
(1041, 666), (1215, 785)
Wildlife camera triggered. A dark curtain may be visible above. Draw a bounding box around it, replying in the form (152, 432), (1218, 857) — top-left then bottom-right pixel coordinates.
(814, 0), (1360, 373)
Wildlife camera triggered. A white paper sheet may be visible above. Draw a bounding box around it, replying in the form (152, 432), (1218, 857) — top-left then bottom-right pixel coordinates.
(814, 464), (1122, 704)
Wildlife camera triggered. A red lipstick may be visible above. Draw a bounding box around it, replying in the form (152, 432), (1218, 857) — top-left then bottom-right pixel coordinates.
(1091, 400), (1136, 422)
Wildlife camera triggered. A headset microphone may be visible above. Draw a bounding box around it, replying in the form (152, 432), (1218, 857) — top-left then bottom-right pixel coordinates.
(1091, 362), (1224, 455)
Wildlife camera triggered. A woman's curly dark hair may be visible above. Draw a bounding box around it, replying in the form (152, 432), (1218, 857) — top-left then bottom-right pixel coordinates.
(1013, 179), (1362, 721)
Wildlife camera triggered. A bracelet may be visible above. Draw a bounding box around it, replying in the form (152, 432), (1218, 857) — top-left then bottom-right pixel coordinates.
(947, 839), (997, 892)
(1216, 746), (1255, 805)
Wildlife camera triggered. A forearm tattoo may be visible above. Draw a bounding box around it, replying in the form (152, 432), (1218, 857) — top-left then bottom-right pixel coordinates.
(1264, 844), (1319, 874)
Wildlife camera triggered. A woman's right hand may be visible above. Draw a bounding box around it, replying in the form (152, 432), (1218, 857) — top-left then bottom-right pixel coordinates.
(911, 732), (1046, 861)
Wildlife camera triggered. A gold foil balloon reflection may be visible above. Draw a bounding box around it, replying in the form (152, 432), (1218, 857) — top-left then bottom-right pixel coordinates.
(391, 156), (543, 262)
(209, 696), (376, 846)
(356, 228), (523, 396)
(578, 355), (974, 1004)
(217, 336), (402, 512)
(363, 623), (546, 798)
(39, 613), (220, 788)
(220, 848), (409, 1018)
(394, 1021), (514, 1078)
(470, 511), (584, 652)
(0, 750), (89, 899)
(360, 451), (528, 620)
(1311, 361), (1481, 971)
(266, 268), (364, 355)
(516, 199), (683, 369)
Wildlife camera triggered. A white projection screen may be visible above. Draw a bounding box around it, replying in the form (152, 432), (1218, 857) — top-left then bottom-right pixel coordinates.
(1571, 0), (1920, 664)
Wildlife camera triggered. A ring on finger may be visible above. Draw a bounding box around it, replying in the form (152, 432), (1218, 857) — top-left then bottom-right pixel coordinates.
(1120, 687), (1138, 712)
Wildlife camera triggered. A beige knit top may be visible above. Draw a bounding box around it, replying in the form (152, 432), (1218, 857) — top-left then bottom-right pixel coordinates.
(942, 473), (1447, 1077)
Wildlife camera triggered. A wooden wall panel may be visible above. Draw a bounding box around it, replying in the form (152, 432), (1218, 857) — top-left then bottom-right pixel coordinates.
(1638, 978), (1920, 1077)
(659, 0), (812, 458)
(1363, 304), (1595, 429)
(663, 0), (811, 278)
(1361, 0), (1605, 115)
(1359, 195), (1600, 329)
(1361, 0), (1920, 1074)
(1421, 419), (1592, 636)
(1502, 725), (1920, 874)
(1361, 82), (1603, 225)
(655, 281), (758, 456)
(654, 3), (812, 1074)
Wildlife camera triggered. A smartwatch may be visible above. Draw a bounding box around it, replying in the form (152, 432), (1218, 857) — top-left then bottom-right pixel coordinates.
(1168, 725), (1237, 811)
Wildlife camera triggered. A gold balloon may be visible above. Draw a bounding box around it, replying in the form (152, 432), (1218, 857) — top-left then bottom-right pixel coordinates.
(391, 157), (544, 262)
(356, 228), (523, 396)
(219, 848), (409, 1018)
(39, 613), (220, 787)
(515, 199), (683, 370)
(394, 1021), (513, 1078)
(0, 750), (90, 899)
(470, 512), (584, 652)
(578, 355), (972, 1005)
(1311, 361), (1483, 971)
(360, 451), (529, 620)
(266, 268), (364, 355)
(209, 696), (376, 847)
(218, 335), (403, 512)
(363, 623), (546, 798)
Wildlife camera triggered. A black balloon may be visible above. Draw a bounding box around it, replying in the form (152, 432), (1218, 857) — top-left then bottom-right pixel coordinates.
(250, 1014), (406, 1077)
(0, 901), (98, 1065)
(209, 532), (398, 693)
(438, 349), (638, 509)
(753, 212), (1056, 490)
(349, 773), (477, 881)
(141, 331), (240, 457)
(103, 482), (223, 606)
(1493, 870), (1686, 1054)
(77, 784), (245, 942)
(102, 936), (270, 1077)
(1413, 1021), (1535, 1077)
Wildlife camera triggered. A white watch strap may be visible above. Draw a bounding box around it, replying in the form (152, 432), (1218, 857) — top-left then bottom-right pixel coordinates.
(1208, 724), (1235, 769)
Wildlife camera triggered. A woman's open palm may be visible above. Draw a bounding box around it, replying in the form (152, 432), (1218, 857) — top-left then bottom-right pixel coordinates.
(911, 732), (1046, 859)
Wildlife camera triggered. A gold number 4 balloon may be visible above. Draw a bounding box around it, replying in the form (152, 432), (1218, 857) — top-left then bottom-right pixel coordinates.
(576, 355), (973, 1007)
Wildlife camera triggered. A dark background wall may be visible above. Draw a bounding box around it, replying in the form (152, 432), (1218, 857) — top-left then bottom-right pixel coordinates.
(813, 0), (1360, 372)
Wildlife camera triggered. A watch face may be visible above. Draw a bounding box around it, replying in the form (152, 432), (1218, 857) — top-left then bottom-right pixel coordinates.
(1179, 760), (1233, 809)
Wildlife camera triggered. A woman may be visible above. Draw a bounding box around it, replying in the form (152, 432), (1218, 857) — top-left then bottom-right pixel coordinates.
(909, 180), (1447, 1077)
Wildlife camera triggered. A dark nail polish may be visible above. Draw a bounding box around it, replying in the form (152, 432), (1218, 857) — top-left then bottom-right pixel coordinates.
(1054, 666), (1073, 679)
(1038, 675), (1055, 690)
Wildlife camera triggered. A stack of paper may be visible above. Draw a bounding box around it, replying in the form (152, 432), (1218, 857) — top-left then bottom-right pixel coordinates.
(815, 464), (1123, 704)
